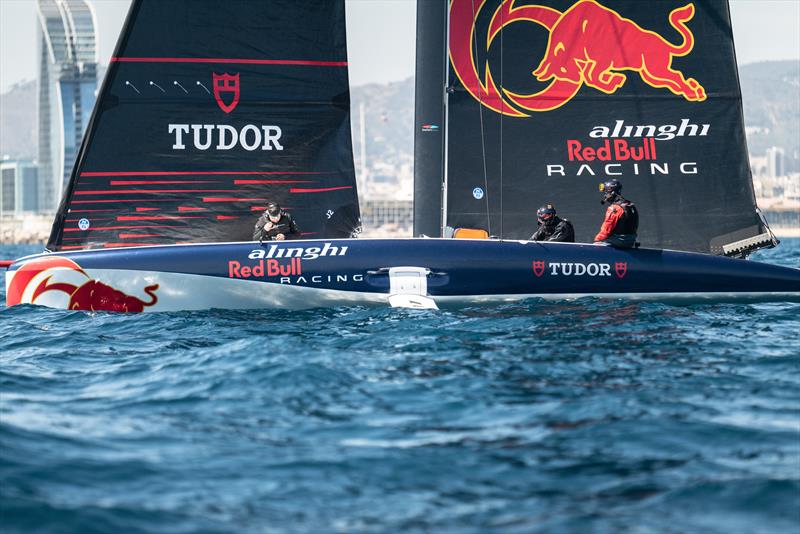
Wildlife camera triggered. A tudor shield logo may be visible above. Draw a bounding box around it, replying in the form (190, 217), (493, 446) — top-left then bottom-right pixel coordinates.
(532, 260), (545, 277)
(615, 261), (628, 279)
(213, 73), (240, 114)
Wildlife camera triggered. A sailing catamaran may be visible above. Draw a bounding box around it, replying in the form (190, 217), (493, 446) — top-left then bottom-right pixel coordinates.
(5, 0), (800, 312)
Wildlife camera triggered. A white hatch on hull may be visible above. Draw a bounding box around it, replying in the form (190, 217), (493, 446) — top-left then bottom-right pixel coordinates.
(387, 267), (438, 310)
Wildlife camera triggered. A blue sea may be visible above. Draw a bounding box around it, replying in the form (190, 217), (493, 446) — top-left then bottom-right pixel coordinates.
(1, 241), (799, 533)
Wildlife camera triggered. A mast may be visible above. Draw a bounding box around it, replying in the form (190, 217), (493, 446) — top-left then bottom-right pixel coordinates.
(441, 0), (452, 237)
(413, 0), (448, 237)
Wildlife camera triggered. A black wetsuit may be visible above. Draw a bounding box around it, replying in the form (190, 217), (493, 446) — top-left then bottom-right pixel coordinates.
(253, 211), (300, 241)
(530, 217), (575, 242)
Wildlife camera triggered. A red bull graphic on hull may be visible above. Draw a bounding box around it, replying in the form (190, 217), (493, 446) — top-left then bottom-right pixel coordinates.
(6, 256), (159, 313)
(450, 0), (706, 117)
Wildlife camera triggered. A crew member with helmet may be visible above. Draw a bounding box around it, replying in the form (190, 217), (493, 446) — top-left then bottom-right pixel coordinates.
(530, 204), (575, 242)
(253, 201), (300, 242)
(594, 179), (639, 248)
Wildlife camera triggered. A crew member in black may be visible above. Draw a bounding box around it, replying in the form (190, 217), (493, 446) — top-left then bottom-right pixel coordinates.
(253, 201), (300, 242)
(530, 204), (575, 242)
(594, 179), (639, 248)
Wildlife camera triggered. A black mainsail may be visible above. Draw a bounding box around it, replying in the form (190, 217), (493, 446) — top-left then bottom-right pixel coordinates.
(48, 0), (360, 251)
(414, 0), (775, 256)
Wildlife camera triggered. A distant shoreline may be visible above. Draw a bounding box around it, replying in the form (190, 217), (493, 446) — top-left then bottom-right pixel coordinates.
(773, 228), (800, 238)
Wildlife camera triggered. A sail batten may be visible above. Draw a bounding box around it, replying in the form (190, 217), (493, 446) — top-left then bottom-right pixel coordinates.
(48, 0), (360, 251)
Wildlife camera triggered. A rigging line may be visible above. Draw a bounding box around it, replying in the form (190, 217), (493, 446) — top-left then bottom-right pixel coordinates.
(471, 0), (491, 237)
(499, 1), (504, 240)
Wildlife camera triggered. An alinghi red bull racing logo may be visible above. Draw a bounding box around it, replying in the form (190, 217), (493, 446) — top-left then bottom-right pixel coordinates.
(450, 0), (707, 117)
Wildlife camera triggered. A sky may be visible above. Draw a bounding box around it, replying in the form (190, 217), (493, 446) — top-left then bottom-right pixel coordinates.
(0, 0), (798, 92)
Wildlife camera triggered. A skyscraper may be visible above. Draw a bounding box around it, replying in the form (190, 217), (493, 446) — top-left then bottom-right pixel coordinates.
(0, 159), (39, 216)
(766, 146), (785, 178)
(36, 0), (97, 211)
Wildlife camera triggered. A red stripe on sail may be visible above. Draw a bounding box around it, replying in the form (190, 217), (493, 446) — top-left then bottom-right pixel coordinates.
(250, 206), (292, 211)
(72, 199), (183, 204)
(80, 171), (326, 177)
(202, 197), (268, 202)
(216, 216), (240, 220)
(178, 206), (208, 212)
(290, 186), (353, 193)
(119, 233), (162, 239)
(117, 215), (205, 221)
(65, 218), (112, 222)
(64, 225), (180, 232)
(136, 207), (160, 212)
(233, 180), (315, 185)
(76, 189), (237, 195)
(67, 209), (117, 213)
(109, 180), (223, 185)
(110, 57), (347, 67)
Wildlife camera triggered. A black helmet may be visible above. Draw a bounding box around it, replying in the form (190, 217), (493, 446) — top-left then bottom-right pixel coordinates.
(537, 204), (557, 225)
(599, 179), (622, 202)
(266, 201), (281, 216)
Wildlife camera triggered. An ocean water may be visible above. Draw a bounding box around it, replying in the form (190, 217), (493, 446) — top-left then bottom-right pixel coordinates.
(1, 241), (799, 534)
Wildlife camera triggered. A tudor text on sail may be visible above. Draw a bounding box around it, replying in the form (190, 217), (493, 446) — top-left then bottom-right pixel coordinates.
(168, 124), (283, 151)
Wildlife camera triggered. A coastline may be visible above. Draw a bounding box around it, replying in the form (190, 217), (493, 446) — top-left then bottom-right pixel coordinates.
(774, 227), (800, 238)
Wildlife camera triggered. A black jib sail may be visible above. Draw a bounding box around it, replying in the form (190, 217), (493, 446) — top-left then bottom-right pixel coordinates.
(414, 0), (776, 256)
(48, 0), (359, 251)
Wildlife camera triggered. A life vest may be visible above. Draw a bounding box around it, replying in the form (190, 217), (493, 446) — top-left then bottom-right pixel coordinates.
(613, 200), (639, 235)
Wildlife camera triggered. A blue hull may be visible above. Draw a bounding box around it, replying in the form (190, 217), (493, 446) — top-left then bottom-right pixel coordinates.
(6, 239), (800, 311)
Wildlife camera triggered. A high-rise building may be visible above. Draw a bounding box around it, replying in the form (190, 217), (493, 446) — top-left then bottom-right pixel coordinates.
(36, 0), (97, 211)
(0, 159), (39, 216)
(766, 146), (785, 178)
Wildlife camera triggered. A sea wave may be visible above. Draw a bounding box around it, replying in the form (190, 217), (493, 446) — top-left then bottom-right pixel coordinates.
(1, 241), (799, 533)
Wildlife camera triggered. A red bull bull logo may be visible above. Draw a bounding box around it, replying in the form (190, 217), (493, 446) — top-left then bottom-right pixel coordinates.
(450, 0), (706, 117)
(6, 256), (159, 313)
